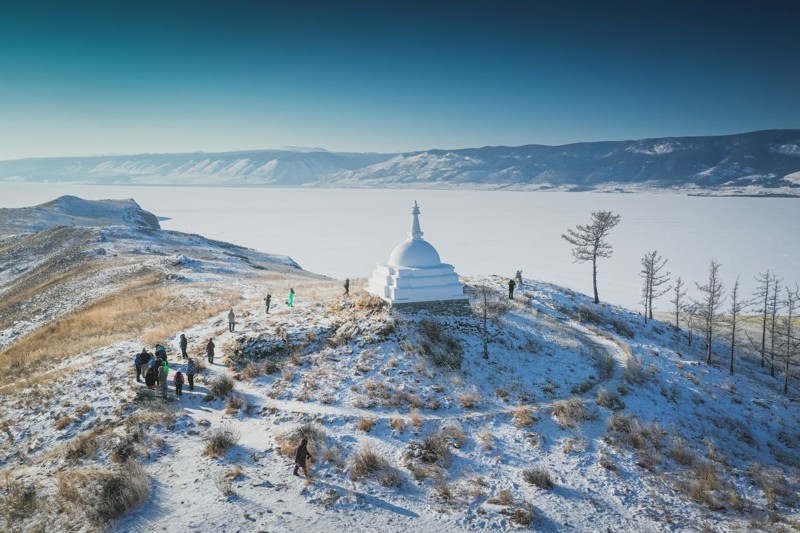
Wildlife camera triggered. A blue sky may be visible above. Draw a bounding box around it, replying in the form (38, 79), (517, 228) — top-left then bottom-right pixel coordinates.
(1, 0), (798, 159)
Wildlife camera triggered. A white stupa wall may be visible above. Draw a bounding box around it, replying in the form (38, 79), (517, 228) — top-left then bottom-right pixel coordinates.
(368, 201), (467, 304)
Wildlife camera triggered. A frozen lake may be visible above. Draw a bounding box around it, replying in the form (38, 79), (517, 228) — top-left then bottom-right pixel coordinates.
(2, 183), (798, 311)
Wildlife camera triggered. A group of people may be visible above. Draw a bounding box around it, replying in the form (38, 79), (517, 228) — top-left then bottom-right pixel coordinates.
(133, 339), (312, 482)
(135, 338), (198, 397)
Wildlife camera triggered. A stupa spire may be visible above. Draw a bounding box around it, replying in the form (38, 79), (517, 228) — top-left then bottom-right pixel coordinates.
(409, 200), (424, 240)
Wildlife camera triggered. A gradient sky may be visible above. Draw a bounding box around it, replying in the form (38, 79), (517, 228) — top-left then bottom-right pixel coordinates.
(1, 0), (798, 159)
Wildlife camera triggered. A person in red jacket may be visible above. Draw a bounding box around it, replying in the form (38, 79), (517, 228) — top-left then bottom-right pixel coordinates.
(173, 371), (185, 396)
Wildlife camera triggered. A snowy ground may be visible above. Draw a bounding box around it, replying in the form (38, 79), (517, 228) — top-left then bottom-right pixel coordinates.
(2, 272), (798, 532)
(1, 198), (798, 532)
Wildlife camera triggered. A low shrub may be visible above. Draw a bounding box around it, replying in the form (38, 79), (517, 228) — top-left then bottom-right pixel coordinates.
(513, 406), (535, 427)
(203, 426), (240, 457)
(457, 392), (480, 408)
(596, 387), (625, 410)
(56, 415), (74, 430)
(552, 397), (596, 429)
(93, 462), (151, 523)
(418, 319), (463, 369)
(0, 480), (39, 523)
(523, 466), (555, 489)
(357, 417), (376, 433)
(389, 418), (406, 433)
(405, 432), (452, 468)
(349, 445), (402, 487)
(667, 435), (695, 466)
(209, 375), (235, 399)
(624, 356), (648, 385)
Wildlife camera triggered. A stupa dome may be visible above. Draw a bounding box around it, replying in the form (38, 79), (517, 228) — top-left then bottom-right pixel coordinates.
(368, 201), (467, 305)
(388, 239), (441, 268)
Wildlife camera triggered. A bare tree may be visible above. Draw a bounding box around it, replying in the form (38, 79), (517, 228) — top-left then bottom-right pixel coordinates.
(685, 302), (700, 348)
(768, 280), (783, 378)
(472, 283), (508, 360)
(693, 260), (726, 365)
(727, 277), (745, 375)
(780, 284), (800, 393)
(752, 270), (774, 368)
(670, 277), (688, 331)
(561, 210), (621, 304)
(639, 250), (670, 323)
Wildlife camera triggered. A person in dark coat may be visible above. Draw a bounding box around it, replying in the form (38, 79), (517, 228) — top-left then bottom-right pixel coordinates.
(173, 371), (185, 396)
(293, 437), (312, 477)
(179, 334), (188, 360)
(206, 338), (215, 364)
(144, 365), (157, 389)
(265, 294), (272, 314)
(508, 279), (516, 300)
(343, 278), (350, 297)
(134, 351), (143, 382)
(186, 358), (196, 391)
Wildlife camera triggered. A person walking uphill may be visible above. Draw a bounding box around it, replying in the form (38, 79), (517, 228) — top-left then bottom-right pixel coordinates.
(343, 278), (350, 297)
(264, 294), (272, 314)
(173, 371), (185, 396)
(293, 437), (312, 477)
(134, 351), (143, 382)
(227, 309), (236, 332)
(179, 334), (188, 360)
(186, 358), (196, 391)
(288, 288), (295, 307)
(206, 338), (215, 364)
(508, 278), (516, 300)
(158, 362), (168, 396)
(144, 364), (157, 389)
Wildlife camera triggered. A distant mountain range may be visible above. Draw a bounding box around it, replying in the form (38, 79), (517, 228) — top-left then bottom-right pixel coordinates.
(2, 130), (799, 195)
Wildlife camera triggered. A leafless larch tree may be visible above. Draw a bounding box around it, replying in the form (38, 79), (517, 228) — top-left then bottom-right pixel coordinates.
(693, 259), (726, 365)
(561, 210), (621, 305)
(639, 250), (670, 324)
(670, 276), (687, 331)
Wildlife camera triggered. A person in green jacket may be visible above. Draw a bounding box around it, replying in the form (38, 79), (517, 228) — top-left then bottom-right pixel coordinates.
(288, 288), (295, 307)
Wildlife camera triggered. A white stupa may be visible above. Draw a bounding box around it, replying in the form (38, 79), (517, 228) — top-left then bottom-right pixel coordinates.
(368, 201), (467, 304)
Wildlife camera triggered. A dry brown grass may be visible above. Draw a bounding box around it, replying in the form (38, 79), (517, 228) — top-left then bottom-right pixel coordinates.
(55, 415), (75, 430)
(552, 397), (596, 429)
(357, 417), (376, 433)
(0, 276), (240, 382)
(389, 418), (406, 433)
(667, 435), (696, 466)
(349, 445), (403, 487)
(513, 406), (535, 427)
(523, 466), (555, 489)
(55, 461), (150, 526)
(203, 426), (240, 458)
(457, 392), (480, 408)
(478, 430), (494, 450)
(409, 411), (424, 429)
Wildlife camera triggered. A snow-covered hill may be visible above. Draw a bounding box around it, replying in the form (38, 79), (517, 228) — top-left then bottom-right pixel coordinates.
(0, 198), (798, 532)
(0, 195), (160, 237)
(1, 130), (800, 195)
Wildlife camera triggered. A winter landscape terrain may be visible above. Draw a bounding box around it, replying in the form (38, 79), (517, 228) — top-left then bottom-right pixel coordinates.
(1, 130), (799, 196)
(2, 184), (798, 312)
(0, 196), (798, 532)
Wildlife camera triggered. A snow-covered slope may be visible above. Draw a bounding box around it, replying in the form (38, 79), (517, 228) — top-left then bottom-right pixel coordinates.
(1, 130), (799, 195)
(0, 195), (161, 236)
(1, 236), (798, 532)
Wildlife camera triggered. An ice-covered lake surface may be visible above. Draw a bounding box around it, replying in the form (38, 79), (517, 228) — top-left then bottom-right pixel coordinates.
(2, 183), (798, 311)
